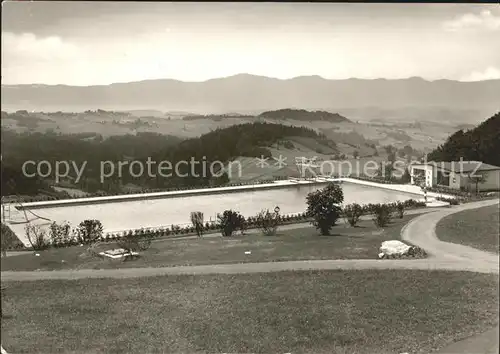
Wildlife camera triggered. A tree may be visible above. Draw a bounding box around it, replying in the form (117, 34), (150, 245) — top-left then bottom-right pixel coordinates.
(467, 173), (485, 195)
(24, 224), (48, 250)
(384, 162), (395, 181)
(353, 150), (359, 159)
(76, 219), (103, 244)
(190, 211), (204, 237)
(400, 168), (411, 183)
(402, 145), (413, 156)
(217, 210), (243, 237)
(306, 183), (344, 235)
(428, 112), (499, 166)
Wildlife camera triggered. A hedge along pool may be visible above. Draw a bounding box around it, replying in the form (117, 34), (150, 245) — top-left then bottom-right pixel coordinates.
(8, 182), (421, 235)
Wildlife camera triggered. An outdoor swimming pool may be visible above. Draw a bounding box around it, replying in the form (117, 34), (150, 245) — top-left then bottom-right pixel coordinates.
(11, 182), (421, 234)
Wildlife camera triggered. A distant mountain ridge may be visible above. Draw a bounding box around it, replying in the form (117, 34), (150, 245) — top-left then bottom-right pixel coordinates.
(2, 74), (499, 114)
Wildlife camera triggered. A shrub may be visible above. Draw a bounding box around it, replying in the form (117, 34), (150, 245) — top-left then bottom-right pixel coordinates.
(190, 211), (204, 237)
(24, 224), (49, 250)
(436, 197), (460, 205)
(117, 233), (151, 262)
(306, 183), (344, 235)
(407, 246), (427, 258)
(343, 203), (364, 227)
(49, 221), (72, 245)
(217, 210), (244, 237)
(76, 219), (104, 244)
(255, 209), (280, 236)
(371, 204), (392, 228)
(395, 201), (405, 219)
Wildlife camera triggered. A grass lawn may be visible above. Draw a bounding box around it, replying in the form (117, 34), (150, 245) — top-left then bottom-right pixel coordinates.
(436, 204), (499, 254)
(1, 269), (498, 354)
(1, 213), (423, 271)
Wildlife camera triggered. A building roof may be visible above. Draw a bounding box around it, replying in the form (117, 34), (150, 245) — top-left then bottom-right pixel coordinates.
(411, 161), (500, 173)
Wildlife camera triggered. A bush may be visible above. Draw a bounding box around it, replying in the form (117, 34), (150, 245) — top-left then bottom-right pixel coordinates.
(49, 221), (72, 245)
(190, 211), (204, 237)
(24, 224), (49, 250)
(306, 183), (344, 235)
(403, 199), (426, 209)
(395, 201), (405, 219)
(255, 209), (280, 236)
(283, 140), (295, 149)
(217, 210), (244, 237)
(343, 203), (364, 227)
(436, 197), (460, 205)
(371, 204), (392, 228)
(76, 219), (104, 244)
(117, 233), (151, 261)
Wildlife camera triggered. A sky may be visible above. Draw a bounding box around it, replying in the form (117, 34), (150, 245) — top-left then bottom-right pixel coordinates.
(2, 2), (500, 86)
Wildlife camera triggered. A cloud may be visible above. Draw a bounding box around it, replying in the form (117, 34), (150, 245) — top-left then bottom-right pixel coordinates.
(1, 32), (81, 63)
(460, 67), (500, 81)
(443, 9), (500, 32)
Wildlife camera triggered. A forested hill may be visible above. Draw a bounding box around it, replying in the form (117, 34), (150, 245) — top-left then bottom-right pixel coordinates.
(258, 109), (351, 123)
(427, 112), (500, 166)
(1, 122), (334, 196)
(148, 122), (335, 187)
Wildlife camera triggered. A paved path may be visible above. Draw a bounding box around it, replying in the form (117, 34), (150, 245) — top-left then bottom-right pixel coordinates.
(433, 326), (499, 354)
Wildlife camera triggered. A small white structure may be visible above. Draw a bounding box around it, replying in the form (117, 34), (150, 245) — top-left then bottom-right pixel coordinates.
(379, 240), (412, 258)
(99, 248), (138, 259)
(410, 161), (500, 192)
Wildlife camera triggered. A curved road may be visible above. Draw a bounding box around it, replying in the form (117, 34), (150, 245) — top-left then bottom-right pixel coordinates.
(1, 199), (498, 282)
